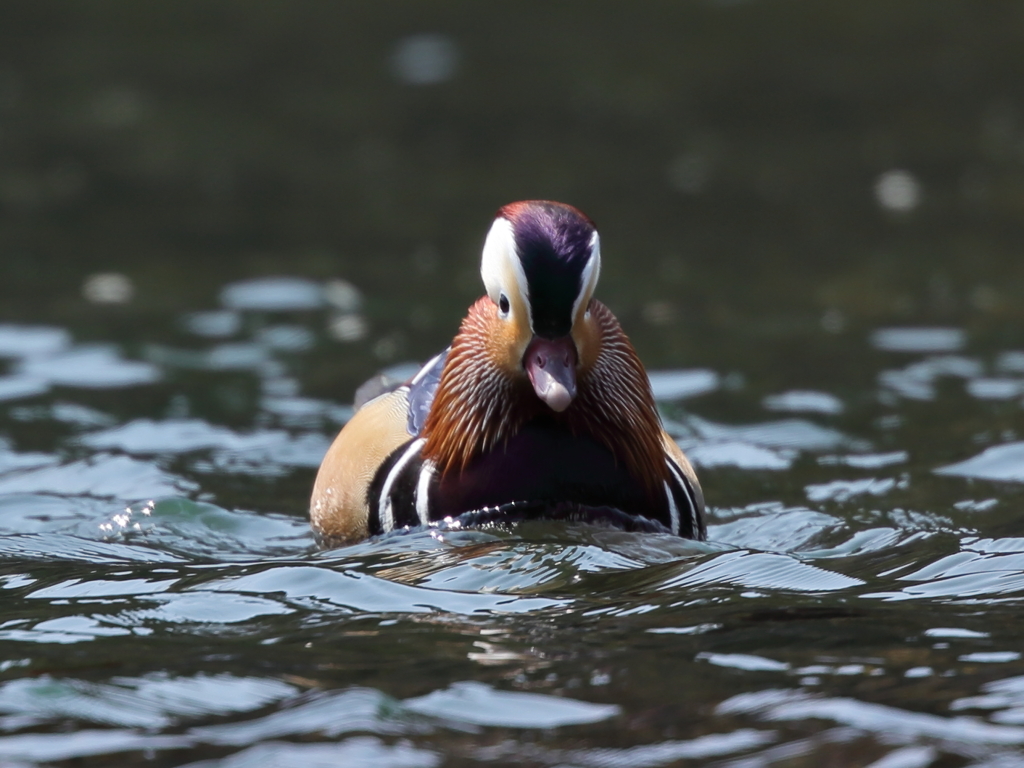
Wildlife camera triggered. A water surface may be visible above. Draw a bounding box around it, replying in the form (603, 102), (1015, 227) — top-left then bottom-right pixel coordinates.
(2, 3), (1024, 766)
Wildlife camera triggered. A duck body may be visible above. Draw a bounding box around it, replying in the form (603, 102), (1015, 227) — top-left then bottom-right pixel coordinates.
(311, 201), (705, 544)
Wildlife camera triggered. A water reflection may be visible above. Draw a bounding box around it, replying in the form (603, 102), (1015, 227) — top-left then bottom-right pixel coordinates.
(648, 368), (720, 400)
(718, 688), (1024, 747)
(81, 273), (134, 305)
(181, 310), (242, 339)
(0, 454), (190, 499)
(472, 729), (778, 766)
(19, 345), (161, 389)
(871, 327), (966, 354)
(0, 325), (69, 358)
(878, 354), (980, 401)
(936, 443), (1024, 482)
(675, 413), (859, 471)
(873, 169), (922, 213)
(403, 681), (619, 727)
(391, 34), (460, 86)
(219, 277), (327, 312)
(762, 389), (844, 415)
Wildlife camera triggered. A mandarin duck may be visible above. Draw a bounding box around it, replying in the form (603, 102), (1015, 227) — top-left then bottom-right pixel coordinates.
(311, 201), (705, 543)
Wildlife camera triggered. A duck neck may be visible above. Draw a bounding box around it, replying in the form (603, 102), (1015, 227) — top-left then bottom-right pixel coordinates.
(421, 297), (535, 473)
(421, 298), (668, 501)
(567, 300), (669, 500)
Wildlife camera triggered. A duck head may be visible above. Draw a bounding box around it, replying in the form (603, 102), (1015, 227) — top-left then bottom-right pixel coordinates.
(479, 200), (601, 412)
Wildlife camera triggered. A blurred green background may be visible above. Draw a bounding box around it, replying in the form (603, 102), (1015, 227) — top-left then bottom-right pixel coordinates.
(2, 1), (1023, 401)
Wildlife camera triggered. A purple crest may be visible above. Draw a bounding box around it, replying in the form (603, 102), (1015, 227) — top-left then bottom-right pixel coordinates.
(498, 201), (597, 338)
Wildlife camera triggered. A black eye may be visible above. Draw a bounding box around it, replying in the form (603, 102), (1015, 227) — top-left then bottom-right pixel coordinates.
(498, 294), (510, 315)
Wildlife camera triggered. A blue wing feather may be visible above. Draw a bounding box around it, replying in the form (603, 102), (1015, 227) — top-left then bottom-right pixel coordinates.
(406, 348), (448, 436)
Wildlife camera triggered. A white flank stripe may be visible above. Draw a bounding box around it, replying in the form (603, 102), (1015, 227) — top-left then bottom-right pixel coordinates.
(415, 460), (435, 526)
(379, 438), (425, 533)
(666, 459), (699, 533)
(664, 480), (680, 536)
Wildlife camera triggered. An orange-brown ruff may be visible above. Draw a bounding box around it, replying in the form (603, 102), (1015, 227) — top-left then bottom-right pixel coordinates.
(421, 297), (668, 500)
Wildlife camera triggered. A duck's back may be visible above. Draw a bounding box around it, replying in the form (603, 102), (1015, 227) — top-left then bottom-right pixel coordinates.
(310, 387), (411, 542)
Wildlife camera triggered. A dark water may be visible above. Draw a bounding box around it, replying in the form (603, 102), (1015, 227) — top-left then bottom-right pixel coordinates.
(2, 3), (1024, 766)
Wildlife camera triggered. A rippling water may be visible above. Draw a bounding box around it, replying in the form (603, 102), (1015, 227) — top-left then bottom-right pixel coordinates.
(0, 274), (1023, 767)
(4, 3), (1024, 766)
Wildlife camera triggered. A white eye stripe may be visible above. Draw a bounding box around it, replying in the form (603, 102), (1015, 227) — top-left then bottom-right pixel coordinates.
(481, 217), (530, 309)
(572, 232), (601, 322)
